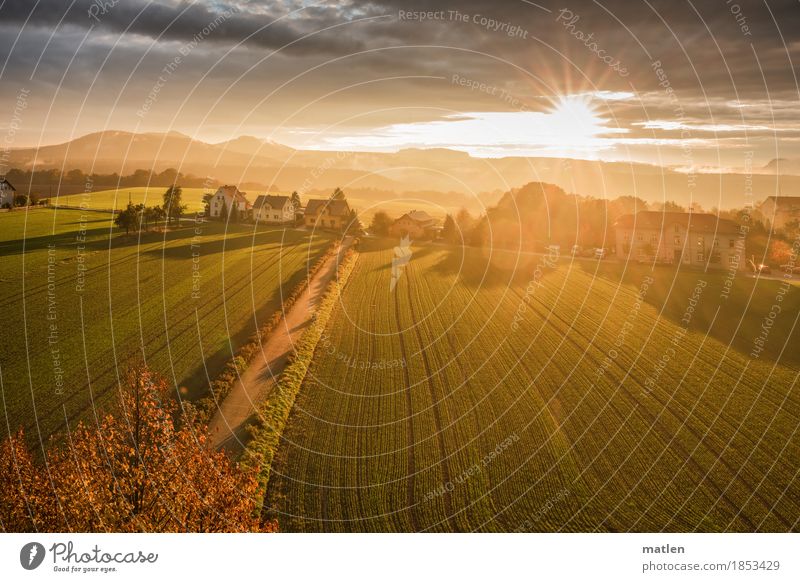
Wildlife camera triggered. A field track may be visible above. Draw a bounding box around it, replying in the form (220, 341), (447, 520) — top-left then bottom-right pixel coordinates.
(209, 236), (353, 452)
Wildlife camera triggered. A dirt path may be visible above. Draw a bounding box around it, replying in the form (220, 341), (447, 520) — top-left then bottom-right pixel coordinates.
(209, 236), (353, 453)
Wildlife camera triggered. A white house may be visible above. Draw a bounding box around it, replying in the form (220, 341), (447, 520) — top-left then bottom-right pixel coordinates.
(0, 178), (16, 207)
(208, 185), (250, 218)
(252, 194), (295, 224)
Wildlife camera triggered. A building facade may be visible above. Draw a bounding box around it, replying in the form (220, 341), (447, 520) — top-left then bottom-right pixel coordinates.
(614, 211), (744, 270)
(208, 185), (250, 219)
(304, 199), (351, 230)
(389, 210), (439, 239)
(253, 195), (295, 224)
(0, 179), (16, 207)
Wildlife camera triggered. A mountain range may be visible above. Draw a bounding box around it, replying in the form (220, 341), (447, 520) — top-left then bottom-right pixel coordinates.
(5, 130), (799, 209)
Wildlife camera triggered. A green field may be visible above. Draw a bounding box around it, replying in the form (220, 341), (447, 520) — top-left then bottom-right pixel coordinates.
(48, 186), (452, 223)
(0, 208), (332, 443)
(51, 187), (210, 212)
(267, 239), (800, 531)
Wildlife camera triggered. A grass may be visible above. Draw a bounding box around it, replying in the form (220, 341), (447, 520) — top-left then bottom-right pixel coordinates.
(49, 186), (452, 222)
(0, 207), (333, 445)
(244, 247), (359, 504)
(266, 238), (800, 532)
(51, 187), (210, 212)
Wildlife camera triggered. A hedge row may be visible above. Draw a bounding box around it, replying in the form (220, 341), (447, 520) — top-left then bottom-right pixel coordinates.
(190, 240), (340, 425)
(241, 245), (359, 507)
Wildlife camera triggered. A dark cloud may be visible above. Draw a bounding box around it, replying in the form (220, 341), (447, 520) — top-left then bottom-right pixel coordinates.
(0, 0), (373, 57)
(0, 0), (798, 164)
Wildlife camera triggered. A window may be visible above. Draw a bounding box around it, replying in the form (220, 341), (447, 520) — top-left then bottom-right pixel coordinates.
(637, 233), (644, 242)
(673, 236), (681, 245)
(729, 238), (735, 249)
(729, 255), (738, 265)
(674, 224), (680, 233)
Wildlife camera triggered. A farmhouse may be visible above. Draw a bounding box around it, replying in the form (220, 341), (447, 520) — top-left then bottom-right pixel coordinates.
(0, 178), (16, 207)
(253, 194), (295, 224)
(760, 195), (800, 230)
(208, 185), (250, 219)
(389, 210), (439, 239)
(614, 211), (744, 270)
(304, 198), (351, 230)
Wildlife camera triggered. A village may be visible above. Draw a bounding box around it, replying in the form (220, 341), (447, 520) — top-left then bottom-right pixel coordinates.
(198, 180), (799, 278)
(4, 174), (799, 278)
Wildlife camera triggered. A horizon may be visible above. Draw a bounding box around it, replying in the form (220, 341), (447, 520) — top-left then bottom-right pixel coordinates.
(2, 1), (799, 171)
(3, 128), (795, 175)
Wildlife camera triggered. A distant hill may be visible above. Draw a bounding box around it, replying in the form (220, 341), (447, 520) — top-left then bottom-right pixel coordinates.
(763, 158), (800, 175)
(7, 130), (800, 208)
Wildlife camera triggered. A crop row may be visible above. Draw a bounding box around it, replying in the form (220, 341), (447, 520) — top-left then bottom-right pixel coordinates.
(267, 241), (800, 532)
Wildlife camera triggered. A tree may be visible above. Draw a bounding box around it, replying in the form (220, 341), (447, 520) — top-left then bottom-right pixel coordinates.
(455, 208), (475, 233)
(659, 200), (686, 213)
(229, 200), (240, 223)
(115, 202), (136, 235)
(0, 364), (277, 532)
(769, 240), (794, 266)
(219, 199), (228, 222)
(441, 214), (458, 244)
(330, 187), (345, 200)
(369, 210), (393, 236)
(469, 217), (489, 247)
(782, 219), (800, 241)
(13, 194), (29, 207)
(162, 185), (186, 226)
(346, 209), (363, 235)
(290, 191), (301, 210)
(149, 205), (166, 229)
(202, 192), (214, 217)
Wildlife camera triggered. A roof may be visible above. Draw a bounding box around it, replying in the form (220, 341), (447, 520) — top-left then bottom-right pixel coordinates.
(763, 195), (800, 206)
(305, 198), (350, 217)
(253, 194), (290, 210)
(397, 210), (436, 225)
(614, 211), (739, 234)
(214, 185), (249, 203)
(0, 178), (15, 190)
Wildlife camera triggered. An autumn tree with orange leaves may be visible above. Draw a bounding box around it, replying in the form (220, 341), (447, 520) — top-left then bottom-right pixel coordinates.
(0, 365), (276, 533)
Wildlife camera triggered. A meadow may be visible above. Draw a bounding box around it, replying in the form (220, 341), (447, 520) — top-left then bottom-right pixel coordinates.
(51, 187), (209, 212)
(267, 239), (800, 531)
(0, 207), (332, 443)
(49, 187), (450, 223)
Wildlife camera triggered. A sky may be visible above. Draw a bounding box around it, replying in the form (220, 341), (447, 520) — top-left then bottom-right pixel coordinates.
(1, 0), (799, 170)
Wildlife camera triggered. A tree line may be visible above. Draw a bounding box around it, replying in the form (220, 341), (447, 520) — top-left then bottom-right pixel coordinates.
(4, 167), (218, 192)
(367, 182), (792, 266)
(114, 185), (187, 234)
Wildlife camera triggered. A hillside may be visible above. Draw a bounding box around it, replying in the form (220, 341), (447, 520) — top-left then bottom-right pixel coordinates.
(7, 131), (800, 209)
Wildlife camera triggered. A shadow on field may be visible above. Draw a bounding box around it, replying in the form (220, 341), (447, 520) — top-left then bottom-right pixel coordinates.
(580, 260), (800, 369)
(151, 225), (308, 259)
(178, 262), (312, 400)
(0, 226), (112, 255)
(431, 245), (559, 289)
